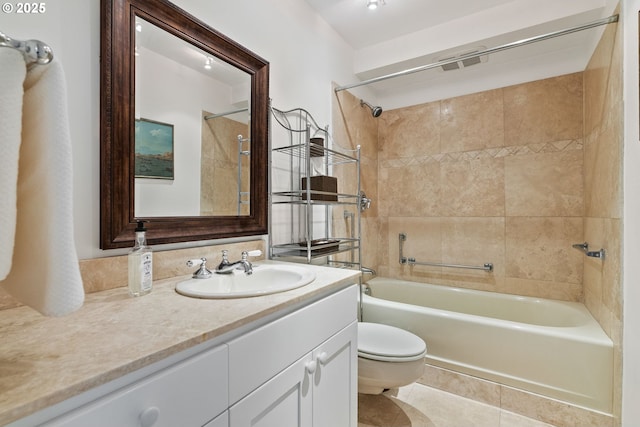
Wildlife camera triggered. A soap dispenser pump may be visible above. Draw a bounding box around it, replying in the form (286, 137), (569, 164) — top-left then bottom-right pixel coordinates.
(128, 221), (153, 297)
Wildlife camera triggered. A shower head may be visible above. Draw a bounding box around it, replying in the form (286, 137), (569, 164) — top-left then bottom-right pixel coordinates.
(360, 99), (383, 118)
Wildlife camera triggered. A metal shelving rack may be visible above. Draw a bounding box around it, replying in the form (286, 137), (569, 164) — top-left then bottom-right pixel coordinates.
(269, 105), (361, 270)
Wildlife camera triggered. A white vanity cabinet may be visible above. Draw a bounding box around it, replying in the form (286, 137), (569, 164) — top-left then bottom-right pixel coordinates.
(311, 322), (358, 427)
(228, 284), (358, 426)
(229, 322), (357, 427)
(11, 284), (358, 427)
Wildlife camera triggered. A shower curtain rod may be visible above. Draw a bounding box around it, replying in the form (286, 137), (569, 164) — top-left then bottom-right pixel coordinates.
(204, 107), (248, 120)
(335, 14), (619, 92)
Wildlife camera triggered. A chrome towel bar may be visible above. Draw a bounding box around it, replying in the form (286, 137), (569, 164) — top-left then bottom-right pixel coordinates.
(398, 233), (493, 272)
(0, 30), (53, 67)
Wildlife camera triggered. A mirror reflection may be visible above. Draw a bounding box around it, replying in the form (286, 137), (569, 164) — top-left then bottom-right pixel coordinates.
(134, 16), (251, 217)
(100, 0), (269, 249)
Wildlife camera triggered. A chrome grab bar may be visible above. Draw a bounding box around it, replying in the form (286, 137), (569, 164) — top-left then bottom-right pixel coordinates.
(572, 242), (605, 259)
(398, 233), (493, 272)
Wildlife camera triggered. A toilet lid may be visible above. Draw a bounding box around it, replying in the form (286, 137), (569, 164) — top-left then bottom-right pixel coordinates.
(358, 322), (427, 362)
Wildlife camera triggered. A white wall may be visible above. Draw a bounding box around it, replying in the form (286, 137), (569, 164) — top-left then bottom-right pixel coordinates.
(1, 1), (99, 256)
(0, 0), (361, 258)
(622, 0), (640, 424)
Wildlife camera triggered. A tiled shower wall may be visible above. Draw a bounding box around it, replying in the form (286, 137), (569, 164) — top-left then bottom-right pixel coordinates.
(583, 13), (623, 423)
(377, 74), (587, 301)
(336, 73), (587, 302)
(334, 56), (621, 312)
(333, 85), (380, 275)
(333, 16), (623, 420)
(201, 114), (250, 216)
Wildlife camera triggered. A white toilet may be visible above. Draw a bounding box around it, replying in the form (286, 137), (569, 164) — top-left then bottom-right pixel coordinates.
(357, 322), (427, 394)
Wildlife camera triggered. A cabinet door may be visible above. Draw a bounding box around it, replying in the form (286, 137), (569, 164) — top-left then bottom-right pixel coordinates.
(229, 353), (313, 427)
(312, 321), (358, 427)
(228, 285), (357, 404)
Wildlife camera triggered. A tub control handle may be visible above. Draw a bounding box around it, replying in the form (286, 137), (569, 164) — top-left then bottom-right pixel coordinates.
(572, 242), (605, 260)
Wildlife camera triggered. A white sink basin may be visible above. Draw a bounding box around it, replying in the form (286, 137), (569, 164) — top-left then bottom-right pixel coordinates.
(175, 264), (316, 299)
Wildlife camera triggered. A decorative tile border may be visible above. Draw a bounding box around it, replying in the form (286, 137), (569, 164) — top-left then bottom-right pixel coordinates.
(381, 139), (583, 168)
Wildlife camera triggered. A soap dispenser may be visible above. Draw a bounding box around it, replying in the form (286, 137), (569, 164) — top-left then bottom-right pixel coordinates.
(128, 221), (153, 297)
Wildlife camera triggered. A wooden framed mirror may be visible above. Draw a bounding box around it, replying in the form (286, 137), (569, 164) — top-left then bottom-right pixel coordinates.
(100, 0), (269, 249)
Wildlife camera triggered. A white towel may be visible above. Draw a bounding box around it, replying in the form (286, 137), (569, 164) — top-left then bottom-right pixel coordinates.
(0, 54), (84, 316)
(0, 49), (26, 280)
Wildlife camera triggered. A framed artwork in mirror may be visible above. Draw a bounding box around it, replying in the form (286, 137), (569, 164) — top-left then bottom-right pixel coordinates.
(134, 118), (174, 180)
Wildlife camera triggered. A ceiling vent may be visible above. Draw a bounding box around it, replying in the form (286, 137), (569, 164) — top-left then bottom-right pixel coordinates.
(437, 47), (488, 71)
(440, 59), (460, 71)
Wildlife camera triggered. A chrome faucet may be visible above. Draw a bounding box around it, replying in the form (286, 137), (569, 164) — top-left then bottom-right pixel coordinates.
(215, 250), (262, 275)
(186, 257), (213, 279)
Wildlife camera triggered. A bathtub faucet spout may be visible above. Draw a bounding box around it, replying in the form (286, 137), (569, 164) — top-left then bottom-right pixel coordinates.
(361, 266), (376, 277)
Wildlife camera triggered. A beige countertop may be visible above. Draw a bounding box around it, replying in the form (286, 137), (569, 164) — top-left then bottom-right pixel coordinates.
(0, 261), (360, 425)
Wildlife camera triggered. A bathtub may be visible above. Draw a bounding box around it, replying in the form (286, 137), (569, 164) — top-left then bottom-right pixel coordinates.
(361, 277), (613, 414)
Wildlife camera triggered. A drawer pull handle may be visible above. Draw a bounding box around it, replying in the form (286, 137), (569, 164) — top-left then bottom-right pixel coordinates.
(317, 352), (329, 365)
(305, 360), (317, 374)
(139, 406), (160, 427)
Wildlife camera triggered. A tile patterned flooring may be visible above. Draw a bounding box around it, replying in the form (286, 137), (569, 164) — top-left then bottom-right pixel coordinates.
(358, 383), (555, 427)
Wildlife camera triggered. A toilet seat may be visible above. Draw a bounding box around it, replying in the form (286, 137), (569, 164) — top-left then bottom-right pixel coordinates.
(358, 322), (427, 362)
